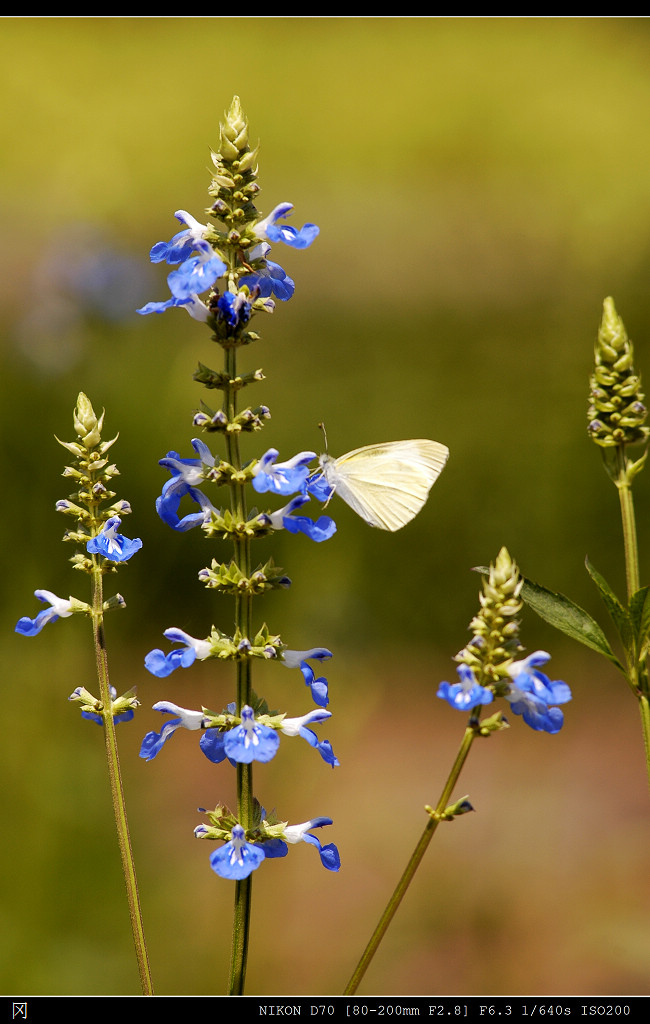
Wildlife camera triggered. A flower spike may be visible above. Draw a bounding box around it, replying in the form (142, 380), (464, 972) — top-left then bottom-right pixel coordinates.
(437, 548), (571, 733)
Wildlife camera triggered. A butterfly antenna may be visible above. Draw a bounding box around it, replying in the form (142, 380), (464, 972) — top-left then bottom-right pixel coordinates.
(318, 421), (329, 454)
(316, 422), (335, 508)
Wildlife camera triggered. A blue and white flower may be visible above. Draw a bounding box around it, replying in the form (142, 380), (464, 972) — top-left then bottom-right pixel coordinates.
(138, 209), (227, 313)
(137, 293), (210, 321)
(269, 816), (340, 872)
(205, 823), (267, 881)
(86, 516), (142, 562)
(222, 705), (280, 764)
(239, 254), (295, 302)
(167, 245), (226, 301)
(140, 701), (208, 760)
(255, 203), (320, 250)
(504, 651), (571, 733)
(252, 448), (316, 496)
(156, 439), (217, 531)
(280, 708), (339, 767)
(144, 627), (213, 678)
(265, 494), (336, 544)
(15, 590), (75, 636)
(282, 647), (333, 707)
(149, 210), (212, 265)
(437, 664), (494, 711)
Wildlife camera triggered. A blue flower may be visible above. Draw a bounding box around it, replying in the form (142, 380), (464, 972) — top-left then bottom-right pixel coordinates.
(138, 209), (227, 311)
(216, 290), (251, 328)
(137, 293), (210, 321)
(282, 648), (333, 707)
(504, 652), (571, 734)
(239, 255), (295, 302)
(222, 705), (280, 764)
(199, 727), (229, 764)
(198, 814), (339, 879)
(149, 210), (211, 264)
(156, 439), (217, 531)
(306, 472), (335, 503)
(280, 708), (339, 767)
(256, 203), (320, 250)
(206, 823), (267, 881)
(266, 495), (337, 543)
(281, 816), (340, 871)
(167, 243), (226, 301)
(252, 448), (316, 496)
(86, 516), (142, 562)
(15, 590), (75, 636)
(144, 627), (212, 678)
(437, 664), (494, 711)
(139, 701), (207, 760)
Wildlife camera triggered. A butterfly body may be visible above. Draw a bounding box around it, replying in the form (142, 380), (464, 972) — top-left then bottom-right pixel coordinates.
(317, 439), (449, 531)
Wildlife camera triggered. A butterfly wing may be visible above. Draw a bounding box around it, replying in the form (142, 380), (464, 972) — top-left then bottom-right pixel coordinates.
(320, 440), (449, 531)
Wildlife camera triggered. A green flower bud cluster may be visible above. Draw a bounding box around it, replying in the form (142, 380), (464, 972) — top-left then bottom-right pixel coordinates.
(204, 623), (283, 662)
(69, 684), (139, 719)
(207, 95), (261, 258)
(200, 557), (291, 596)
(455, 547), (524, 690)
(588, 297), (649, 450)
(201, 507), (275, 541)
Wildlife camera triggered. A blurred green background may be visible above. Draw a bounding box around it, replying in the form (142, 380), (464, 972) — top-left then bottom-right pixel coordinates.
(3, 16), (650, 997)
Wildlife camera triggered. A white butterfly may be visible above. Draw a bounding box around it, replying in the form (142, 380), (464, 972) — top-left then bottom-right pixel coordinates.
(316, 439), (449, 532)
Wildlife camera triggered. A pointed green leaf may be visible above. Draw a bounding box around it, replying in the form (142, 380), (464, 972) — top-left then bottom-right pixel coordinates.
(520, 577), (624, 671)
(474, 567), (624, 671)
(519, 576), (623, 669)
(630, 585), (650, 656)
(584, 557), (634, 661)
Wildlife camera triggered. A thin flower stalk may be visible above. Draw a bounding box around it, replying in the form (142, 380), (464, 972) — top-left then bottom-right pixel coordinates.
(345, 548), (571, 994)
(15, 394), (152, 994)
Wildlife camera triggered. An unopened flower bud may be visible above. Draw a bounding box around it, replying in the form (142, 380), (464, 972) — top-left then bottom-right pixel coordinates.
(73, 393), (103, 449)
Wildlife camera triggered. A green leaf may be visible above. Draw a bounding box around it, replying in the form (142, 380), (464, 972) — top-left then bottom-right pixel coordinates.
(584, 558), (634, 663)
(630, 585), (650, 657)
(520, 576), (624, 671)
(474, 567), (624, 671)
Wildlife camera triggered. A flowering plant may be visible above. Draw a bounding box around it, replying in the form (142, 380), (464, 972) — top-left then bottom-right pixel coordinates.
(137, 96), (342, 994)
(15, 393), (152, 994)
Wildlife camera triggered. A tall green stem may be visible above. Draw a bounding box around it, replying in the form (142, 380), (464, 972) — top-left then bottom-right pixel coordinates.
(224, 342), (254, 995)
(616, 449), (641, 602)
(344, 720), (479, 995)
(91, 562), (153, 995)
(614, 449), (650, 791)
